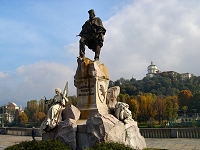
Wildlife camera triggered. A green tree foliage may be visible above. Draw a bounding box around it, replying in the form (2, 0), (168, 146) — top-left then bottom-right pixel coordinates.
(110, 74), (200, 115)
(111, 74), (200, 97)
(182, 106), (188, 117)
(165, 98), (173, 121)
(24, 100), (39, 122)
(38, 99), (45, 113)
(164, 96), (178, 122)
(117, 93), (130, 103)
(193, 91), (200, 113)
(38, 99), (49, 115)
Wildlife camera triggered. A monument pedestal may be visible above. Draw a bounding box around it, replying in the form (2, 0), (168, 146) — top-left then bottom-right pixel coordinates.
(74, 57), (109, 119)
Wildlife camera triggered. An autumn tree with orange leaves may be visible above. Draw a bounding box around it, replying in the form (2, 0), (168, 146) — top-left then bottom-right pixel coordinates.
(178, 90), (193, 112)
(37, 112), (46, 124)
(127, 99), (139, 119)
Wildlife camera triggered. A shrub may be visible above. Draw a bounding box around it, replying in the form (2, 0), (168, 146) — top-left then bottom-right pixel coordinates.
(5, 140), (70, 150)
(85, 142), (134, 150)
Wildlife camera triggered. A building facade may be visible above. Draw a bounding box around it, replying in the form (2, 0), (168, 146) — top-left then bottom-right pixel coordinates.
(146, 62), (192, 80)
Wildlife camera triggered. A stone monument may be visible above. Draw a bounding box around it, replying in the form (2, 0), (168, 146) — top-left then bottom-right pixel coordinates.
(74, 57), (109, 119)
(40, 9), (146, 150)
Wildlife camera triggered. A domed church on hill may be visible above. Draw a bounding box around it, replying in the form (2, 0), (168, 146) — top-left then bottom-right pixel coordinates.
(146, 61), (192, 80)
(146, 62), (160, 78)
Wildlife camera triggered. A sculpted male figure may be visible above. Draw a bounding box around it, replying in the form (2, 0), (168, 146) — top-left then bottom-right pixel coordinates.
(78, 9), (106, 60)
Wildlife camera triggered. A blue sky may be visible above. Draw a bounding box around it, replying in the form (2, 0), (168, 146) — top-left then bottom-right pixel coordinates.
(1, 0), (200, 108)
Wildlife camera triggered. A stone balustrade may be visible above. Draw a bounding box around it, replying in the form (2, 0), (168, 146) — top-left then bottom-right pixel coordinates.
(0, 127), (41, 137)
(140, 128), (200, 138)
(1, 127), (200, 138)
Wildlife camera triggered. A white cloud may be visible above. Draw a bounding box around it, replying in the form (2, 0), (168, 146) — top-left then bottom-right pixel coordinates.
(0, 72), (10, 78)
(0, 61), (76, 107)
(62, 1), (200, 81)
(100, 0), (200, 80)
(64, 42), (78, 56)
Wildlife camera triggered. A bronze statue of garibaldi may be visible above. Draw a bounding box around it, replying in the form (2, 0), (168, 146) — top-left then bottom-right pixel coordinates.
(78, 9), (106, 60)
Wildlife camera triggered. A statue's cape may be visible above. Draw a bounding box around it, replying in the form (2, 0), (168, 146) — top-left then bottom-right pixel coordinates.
(80, 17), (106, 36)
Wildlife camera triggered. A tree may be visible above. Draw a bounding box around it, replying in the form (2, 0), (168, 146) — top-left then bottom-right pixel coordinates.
(127, 99), (139, 120)
(165, 98), (173, 122)
(24, 100), (39, 122)
(68, 95), (77, 106)
(125, 85), (137, 96)
(154, 95), (166, 124)
(18, 112), (28, 124)
(137, 93), (157, 123)
(178, 90), (193, 112)
(38, 99), (45, 113)
(182, 106), (188, 117)
(164, 96), (178, 123)
(37, 112), (46, 124)
(118, 93), (130, 103)
(193, 91), (200, 113)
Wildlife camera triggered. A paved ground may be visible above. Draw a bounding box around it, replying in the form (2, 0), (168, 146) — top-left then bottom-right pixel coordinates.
(0, 135), (200, 150)
(0, 135), (41, 150)
(145, 138), (200, 150)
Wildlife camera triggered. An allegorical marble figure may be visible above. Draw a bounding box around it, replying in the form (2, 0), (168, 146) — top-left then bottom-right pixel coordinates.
(41, 88), (68, 132)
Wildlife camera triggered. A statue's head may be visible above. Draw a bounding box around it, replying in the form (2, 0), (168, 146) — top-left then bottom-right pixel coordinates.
(88, 9), (95, 19)
(55, 88), (62, 95)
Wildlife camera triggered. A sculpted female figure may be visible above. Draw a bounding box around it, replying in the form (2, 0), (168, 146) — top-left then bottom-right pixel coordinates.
(41, 88), (68, 132)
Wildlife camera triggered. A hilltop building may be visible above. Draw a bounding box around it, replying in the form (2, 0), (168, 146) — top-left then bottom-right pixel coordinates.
(182, 72), (192, 80)
(146, 62), (160, 78)
(146, 62), (192, 79)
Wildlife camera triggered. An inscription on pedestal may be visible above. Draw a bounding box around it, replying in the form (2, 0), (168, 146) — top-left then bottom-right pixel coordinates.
(78, 84), (95, 96)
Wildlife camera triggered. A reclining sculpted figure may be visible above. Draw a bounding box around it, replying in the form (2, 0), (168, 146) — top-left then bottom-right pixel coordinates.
(115, 102), (134, 124)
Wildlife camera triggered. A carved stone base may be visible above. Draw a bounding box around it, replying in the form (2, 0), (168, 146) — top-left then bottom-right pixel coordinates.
(74, 57), (109, 119)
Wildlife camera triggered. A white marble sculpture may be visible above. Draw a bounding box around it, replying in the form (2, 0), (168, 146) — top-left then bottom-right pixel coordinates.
(115, 102), (134, 124)
(41, 88), (68, 133)
(86, 114), (147, 150)
(106, 86), (120, 114)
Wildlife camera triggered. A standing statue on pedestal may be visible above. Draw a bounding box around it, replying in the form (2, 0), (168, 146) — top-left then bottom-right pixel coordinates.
(78, 9), (106, 60)
(41, 88), (68, 132)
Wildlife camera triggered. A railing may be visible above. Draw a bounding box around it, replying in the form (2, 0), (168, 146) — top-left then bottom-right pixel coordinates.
(1, 127), (200, 138)
(140, 128), (200, 138)
(0, 127), (41, 137)
(178, 128), (200, 138)
(140, 128), (171, 138)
